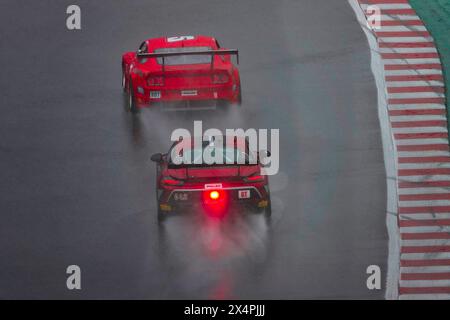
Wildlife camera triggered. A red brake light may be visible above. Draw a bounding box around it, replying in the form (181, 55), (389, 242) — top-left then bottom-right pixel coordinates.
(245, 175), (264, 182)
(161, 177), (184, 186)
(147, 76), (164, 86)
(212, 73), (229, 84)
(202, 190), (228, 216)
(209, 190), (220, 200)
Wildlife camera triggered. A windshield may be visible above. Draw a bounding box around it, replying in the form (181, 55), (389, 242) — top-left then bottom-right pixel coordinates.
(154, 46), (212, 65)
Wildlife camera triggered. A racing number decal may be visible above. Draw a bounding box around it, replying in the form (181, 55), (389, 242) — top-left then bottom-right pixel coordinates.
(238, 190), (250, 199)
(167, 36), (195, 42)
(174, 193), (188, 201)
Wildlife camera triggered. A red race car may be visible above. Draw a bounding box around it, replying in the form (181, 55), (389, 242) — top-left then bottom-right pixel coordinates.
(151, 136), (272, 221)
(122, 35), (241, 112)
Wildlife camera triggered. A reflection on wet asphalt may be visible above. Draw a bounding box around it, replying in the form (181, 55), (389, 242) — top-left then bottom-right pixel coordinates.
(156, 208), (274, 299)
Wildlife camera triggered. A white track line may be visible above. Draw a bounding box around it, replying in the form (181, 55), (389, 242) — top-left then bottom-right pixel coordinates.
(360, 4), (412, 10)
(389, 104), (446, 110)
(400, 226), (450, 234)
(400, 239), (450, 246)
(400, 280), (450, 287)
(388, 81), (444, 87)
(388, 92), (445, 99)
(379, 37), (434, 43)
(401, 266), (450, 273)
(398, 176), (450, 182)
(379, 15), (423, 21)
(398, 151), (450, 157)
(400, 213), (450, 219)
(401, 252), (450, 260)
(398, 187), (450, 194)
(383, 58), (441, 64)
(390, 115), (447, 122)
(380, 47), (438, 53)
(393, 128), (448, 134)
(385, 69), (443, 76)
(378, 26), (428, 32)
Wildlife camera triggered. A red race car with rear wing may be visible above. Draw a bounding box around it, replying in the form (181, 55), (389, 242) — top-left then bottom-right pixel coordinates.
(150, 137), (271, 221)
(122, 35), (241, 112)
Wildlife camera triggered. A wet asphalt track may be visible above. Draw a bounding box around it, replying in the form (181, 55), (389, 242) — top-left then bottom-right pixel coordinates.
(0, 0), (388, 299)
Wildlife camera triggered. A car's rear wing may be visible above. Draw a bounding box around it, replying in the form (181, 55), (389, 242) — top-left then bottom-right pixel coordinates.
(137, 49), (239, 71)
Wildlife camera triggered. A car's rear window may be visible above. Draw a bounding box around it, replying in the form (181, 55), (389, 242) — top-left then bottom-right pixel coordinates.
(154, 46), (212, 65)
(168, 142), (256, 167)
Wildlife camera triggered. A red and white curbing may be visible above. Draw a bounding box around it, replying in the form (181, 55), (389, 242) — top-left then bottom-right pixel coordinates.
(350, 0), (449, 299)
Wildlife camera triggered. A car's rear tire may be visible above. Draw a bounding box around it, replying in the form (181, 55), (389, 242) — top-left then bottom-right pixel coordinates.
(218, 85), (241, 109)
(156, 190), (166, 222)
(157, 208), (166, 223)
(122, 68), (127, 92)
(127, 80), (139, 114)
(236, 85), (242, 106)
(265, 196), (272, 216)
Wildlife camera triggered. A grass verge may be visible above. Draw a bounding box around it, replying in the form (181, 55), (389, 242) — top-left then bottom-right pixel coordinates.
(409, 0), (450, 132)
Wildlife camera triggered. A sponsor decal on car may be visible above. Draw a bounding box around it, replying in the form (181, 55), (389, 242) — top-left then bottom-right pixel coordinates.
(167, 36), (195, 42)
(174, 192), (188, 201)
(238, 190), (251, 199)
(181, 90), (198, 96)
(150, 91), (161, 99)
(205, 183), (222, 190)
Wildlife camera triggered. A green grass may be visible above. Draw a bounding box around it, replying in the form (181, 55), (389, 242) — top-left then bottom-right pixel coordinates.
(409, 0), (450, 131)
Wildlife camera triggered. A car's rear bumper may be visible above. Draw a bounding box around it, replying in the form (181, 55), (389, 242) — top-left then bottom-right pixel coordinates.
(158, 185), (270, 213)
(134, 85), (240, 108)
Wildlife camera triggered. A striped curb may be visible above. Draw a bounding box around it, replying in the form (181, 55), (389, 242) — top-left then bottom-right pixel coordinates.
(350, 0), (449, 299)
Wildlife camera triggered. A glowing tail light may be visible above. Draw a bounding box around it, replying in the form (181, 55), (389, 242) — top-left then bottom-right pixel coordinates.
(202, 190), (228, 217)
(212, 73), (229, 84)
(161, 177), (184, 186)
(245, 175), (264, 182)
(209, 190), (220, 200)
